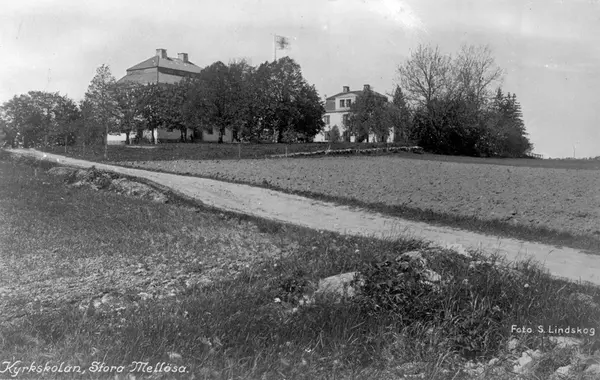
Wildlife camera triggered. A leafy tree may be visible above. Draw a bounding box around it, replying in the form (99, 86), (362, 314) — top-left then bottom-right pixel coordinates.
(84, 64), (120, 158)
(185, 61), (249, 143)
(252, 57), (324, 143)
(329, 125), (341, 143)
(390, 85), (412, 143)
(397, 44), (531, 157)
(0, 91), (81, 148)
(348, 87), (390, 142)
(52, 95), (81, 148)
(114, 82), (145, 144)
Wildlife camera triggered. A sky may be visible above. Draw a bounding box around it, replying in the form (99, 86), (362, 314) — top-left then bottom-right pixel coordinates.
(1, 0), (599, 158)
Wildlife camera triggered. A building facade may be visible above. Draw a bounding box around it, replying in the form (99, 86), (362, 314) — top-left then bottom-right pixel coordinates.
(314, 84), (393, 143)
(113, 48), (233, 143)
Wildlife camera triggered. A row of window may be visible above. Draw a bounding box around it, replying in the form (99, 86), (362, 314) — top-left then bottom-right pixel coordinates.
(323, 114), (350, 125)
(339, 99), (352, 108)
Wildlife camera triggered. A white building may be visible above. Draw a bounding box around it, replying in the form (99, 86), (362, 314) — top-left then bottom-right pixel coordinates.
(314, 84), (393, 143)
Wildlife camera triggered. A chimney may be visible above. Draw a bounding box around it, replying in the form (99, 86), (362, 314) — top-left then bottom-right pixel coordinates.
(156, 48), (167, 59)
(178, 53), (189, 63)
(343, 86), (350, 93)
(363, 84), (370, 91)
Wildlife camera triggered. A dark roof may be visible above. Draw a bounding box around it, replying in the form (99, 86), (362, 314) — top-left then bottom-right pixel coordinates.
(126, 55), (202, 74)
(326, 89), (387, 101)
(117, 70), (159, 85)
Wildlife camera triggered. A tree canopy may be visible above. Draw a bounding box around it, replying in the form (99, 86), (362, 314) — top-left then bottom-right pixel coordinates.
(397, 43), (532, 157)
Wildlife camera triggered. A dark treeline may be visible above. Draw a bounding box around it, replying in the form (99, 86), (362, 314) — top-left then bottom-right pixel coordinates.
(0, 57), (326, 153)
(1, 44), (533, 158)
(394, 44), (532, 157)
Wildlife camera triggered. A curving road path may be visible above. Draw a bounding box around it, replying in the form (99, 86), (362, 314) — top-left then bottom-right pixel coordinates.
(9, 148), (600, 286)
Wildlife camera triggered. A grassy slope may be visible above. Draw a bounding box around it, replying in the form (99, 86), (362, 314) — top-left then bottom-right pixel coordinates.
(2, 156), (600, 379)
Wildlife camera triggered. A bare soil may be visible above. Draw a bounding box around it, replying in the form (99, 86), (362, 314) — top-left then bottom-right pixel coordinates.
(10, 149), (600, 286)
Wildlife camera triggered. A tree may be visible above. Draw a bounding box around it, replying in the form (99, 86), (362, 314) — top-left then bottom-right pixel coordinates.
(329, 125), (341, 143)
(396, 44), (530, 157)
(253, 57), (324, 143)
(390, 85), (412, 143)
(114, 82), (145, 144)
(397, 44), (454, 109)
(348, 87), (390, 142)
(185, 61), (246, 143)
(453, 44), (503, 109)
(84, 64), (120, 159)
(0, 91), (80, 148)
(52, 95), (81, 149)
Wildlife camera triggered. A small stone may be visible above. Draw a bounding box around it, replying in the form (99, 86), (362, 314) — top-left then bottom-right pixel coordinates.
(513, 349), (542, 374)
(585, 364), (600, 375)
(549, 336), (584, 349)
(401, 250), (427, 265)
(555, 365), (571, 376)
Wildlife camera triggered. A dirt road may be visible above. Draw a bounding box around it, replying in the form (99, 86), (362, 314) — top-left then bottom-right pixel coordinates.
(10, 148), (600, 286)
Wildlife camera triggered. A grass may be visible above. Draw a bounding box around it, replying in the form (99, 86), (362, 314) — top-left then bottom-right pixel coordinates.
(39, 142), (600, 170)
(39, 141), (410, 162)
(2, 154), (600, 379)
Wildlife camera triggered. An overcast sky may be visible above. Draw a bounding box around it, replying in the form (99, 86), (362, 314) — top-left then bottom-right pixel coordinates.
(1, 0), (599, 158)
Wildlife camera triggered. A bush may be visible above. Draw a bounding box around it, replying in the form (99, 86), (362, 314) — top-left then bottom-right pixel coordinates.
(353, 256), (441, 323)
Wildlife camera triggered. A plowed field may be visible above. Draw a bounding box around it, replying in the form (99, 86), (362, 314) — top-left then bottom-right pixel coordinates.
(121, 156), (600, 238)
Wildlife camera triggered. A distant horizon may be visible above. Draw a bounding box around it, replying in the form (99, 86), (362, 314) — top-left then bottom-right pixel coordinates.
(1, 0), (598, 158)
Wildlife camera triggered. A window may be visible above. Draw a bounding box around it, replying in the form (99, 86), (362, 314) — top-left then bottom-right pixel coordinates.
(339, 99), (345, 108)
(325, 131), (331, 141)
(323, 115), (330, 125)
(346, 99), (352, 107)
(206, 127), (213, 135)
(342, 114), (349, 125)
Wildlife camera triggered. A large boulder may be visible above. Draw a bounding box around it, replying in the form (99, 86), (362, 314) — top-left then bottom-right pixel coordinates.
(314, 272), (363, 302)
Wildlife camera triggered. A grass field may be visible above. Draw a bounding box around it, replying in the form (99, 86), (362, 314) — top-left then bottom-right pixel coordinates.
(2, 154), (600, 379)
(40, 142), (408, 162)
(40, 142), (600, 170)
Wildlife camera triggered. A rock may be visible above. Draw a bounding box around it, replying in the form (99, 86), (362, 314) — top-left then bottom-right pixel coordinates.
(506, 338), (519, 351)
(423, 269), (442, 283)
(555, 365), (571, 376)
(401, 250), (428, 266)
(314, 272), (363, 302)
(138, 292), (152, 301)
(109, 178), (168, 203)
(513, 349), (543, 374)
(549, 336), (584, 349)
(585, 364), (600, 375)
(443, 243), (470, 258)
(570, 293), (600, 309)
